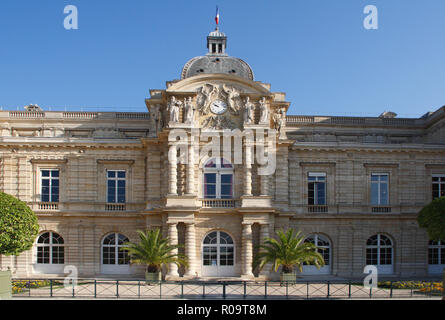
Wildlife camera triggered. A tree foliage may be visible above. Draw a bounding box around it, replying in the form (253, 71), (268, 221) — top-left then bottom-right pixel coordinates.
(120, 229), (188, 273)
(253, 229), (325, 274)
(0, 192), (39, 256)
(417, 197), (445, 241)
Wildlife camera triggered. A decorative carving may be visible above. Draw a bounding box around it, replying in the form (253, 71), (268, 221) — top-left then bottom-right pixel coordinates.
(222, 84), (241, 114)
(24, 104), (42, 112)
(197, 84), (218, 115)
(93, 127), (123, 138)
(202, 115), (237, 130)
(273, 108), (287, 139)
(243, 96), (255, 125)
(259, 97), (269, 124)
(168, 96), (182, 124)
(197, 83), (242, 115)
(149, 104), (163, 137)
(184, 97), (195, 124)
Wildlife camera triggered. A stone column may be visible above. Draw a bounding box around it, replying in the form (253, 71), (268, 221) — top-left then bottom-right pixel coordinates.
(186, 141), (195, 195)
(184, 223), (197, 277)
(244, 144), (252, 196)
(168, 144), (177, 195)
(260, 174), (270, 196)
(259, 223), (271, 277)
(166, 223), (179, 278)
(241, 222), (254, 278)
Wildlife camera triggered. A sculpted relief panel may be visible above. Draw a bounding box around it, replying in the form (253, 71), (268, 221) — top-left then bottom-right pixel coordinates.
(147, 78), (283, 136)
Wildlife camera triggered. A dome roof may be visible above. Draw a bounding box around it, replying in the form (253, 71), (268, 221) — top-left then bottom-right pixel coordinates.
(181, 55), (254, 80)
(180, 27), (254, 81)
(208, 29), (226, 37)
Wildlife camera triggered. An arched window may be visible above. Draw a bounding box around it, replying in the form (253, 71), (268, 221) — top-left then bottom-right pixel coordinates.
(366, 234), (393, 274)
(36, 232), (64, 265)
(203, 158), (233, 199)
(202, 231), (235, 277)
(102, 233), (130, 266)
(303, 234), (331, 275)
(428, 240), (445, 274)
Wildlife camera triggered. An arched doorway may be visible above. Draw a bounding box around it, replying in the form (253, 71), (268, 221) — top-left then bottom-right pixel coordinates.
(366, 234), (394, 274)
(201, 231), (235, 277)
(302, 234), (331, 275)
(101, 233), (131, 274)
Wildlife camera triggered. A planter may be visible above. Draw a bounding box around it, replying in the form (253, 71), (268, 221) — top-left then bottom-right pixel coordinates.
(145, 271), (161, 284)
(280, 272), (297, 284)
(0, 271), (12, 300)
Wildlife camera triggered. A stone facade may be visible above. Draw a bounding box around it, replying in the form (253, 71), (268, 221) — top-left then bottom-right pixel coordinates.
(1, 28), (445, 280)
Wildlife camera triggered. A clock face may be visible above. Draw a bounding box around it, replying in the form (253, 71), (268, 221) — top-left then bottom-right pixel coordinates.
(210, 100), (228, 115)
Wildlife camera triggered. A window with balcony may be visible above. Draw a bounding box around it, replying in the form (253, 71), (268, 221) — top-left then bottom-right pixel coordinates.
(41, 170), (59, 203)
(432, 175), (445, 200)
(308, 172), (327, 213)
(107, 170), (126, 203)
(370, 173), (391, 213)
(308, 173), (326, 205)
(203, 158), (233, 199)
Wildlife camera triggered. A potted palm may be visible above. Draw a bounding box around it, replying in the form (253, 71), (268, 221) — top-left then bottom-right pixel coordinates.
(253, 229), (325, 283)
(120, 229), (187, 283)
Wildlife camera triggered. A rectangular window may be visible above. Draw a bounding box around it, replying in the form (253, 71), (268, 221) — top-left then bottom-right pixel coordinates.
(41, 170), (59, 203)
(371, 173), (389, 205)
(308, 173), (326, 205)
(432, 175), (445, 200)
(107, 170), (126, 203)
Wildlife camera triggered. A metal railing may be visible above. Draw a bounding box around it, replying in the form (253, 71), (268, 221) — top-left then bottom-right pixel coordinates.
(11, 279), (444, 300)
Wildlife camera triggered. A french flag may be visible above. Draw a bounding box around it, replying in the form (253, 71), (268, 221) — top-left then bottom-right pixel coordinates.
(215, 6), (220, 25)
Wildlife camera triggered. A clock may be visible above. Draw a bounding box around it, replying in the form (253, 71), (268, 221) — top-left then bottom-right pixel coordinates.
(210, 100), (228, 115)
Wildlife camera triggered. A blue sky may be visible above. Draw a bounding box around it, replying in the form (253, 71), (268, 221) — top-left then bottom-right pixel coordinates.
(1, 0), (445, 117)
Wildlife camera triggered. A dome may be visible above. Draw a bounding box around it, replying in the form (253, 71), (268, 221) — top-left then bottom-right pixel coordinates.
(181, 55), (254, 80)
(180, 27), (254, 81)
(208, 29), (226, 37)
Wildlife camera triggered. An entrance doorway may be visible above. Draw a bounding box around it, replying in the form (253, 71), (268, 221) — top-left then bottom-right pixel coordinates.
(201, 231), (235, 277)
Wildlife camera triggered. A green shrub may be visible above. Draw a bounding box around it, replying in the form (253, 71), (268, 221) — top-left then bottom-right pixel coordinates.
(0, 192), (39, 256)
(417, 197), (445, 241)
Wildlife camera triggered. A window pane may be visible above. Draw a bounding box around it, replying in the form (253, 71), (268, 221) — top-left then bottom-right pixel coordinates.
(204, 173), (216, 184)
(117, 171), (126, 178)
(308, 182), (315, 205)
(380, 183), (388, 205)
(371, 183), (379, 205)
(108, 171), (115, 178)
(221, 174), (232, 184)
(317, 183), (326, 205)
(221, 185), (232, 197)
(205, 184), (216, 198)
(51, 171), (59, 178)
(42, 171), (50, 177)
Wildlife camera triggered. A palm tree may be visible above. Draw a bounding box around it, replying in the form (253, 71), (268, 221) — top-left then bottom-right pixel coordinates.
(253, 229), (325, 276)
(121, 229), (188, 280)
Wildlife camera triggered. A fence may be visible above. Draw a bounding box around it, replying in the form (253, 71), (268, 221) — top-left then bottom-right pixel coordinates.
(11, 279), (444, 300)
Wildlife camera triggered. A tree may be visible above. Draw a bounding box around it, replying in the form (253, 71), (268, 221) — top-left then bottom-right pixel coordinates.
(253, 229), (325, 274)
(417, 197), (445, 241)
(0, 192), (39, 256)
(120, 229), (188, 273)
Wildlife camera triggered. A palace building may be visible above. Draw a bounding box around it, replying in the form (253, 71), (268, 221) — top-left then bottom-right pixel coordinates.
(1, 27), (445, 280)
